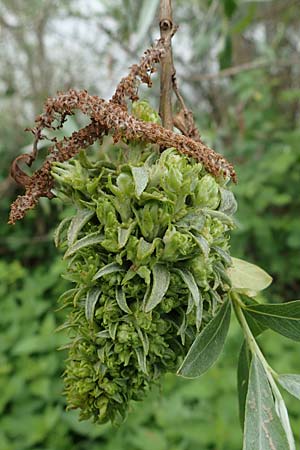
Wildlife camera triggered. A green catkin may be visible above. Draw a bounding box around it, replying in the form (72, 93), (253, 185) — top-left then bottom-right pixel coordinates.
(52, 101), (237, 425)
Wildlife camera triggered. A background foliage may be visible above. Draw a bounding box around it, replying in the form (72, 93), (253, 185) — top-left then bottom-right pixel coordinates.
(1, 0), (299, 449)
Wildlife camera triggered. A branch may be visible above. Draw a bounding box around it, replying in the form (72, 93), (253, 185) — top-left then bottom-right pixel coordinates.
(159, 0), (176, 129)
(186, 57), (300, 82)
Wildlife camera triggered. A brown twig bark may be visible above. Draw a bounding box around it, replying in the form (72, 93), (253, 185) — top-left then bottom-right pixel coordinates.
(159, 0), (176, 129)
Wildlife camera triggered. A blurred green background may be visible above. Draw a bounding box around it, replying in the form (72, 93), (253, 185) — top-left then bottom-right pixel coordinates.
(1, 0), (300, 449)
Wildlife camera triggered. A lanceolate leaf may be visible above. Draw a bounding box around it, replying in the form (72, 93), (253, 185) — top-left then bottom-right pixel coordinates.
(85, 287), (101, 322)
(134, 347), (148, 374)
(144, 264), (170, 312)
(118, 222), (135, 248)
(93, 262), (125, 281)
(131, 166), (149, 197)
(177, 299), (231, 378)
(115, 286), (132, 314)
(237, 341), (252, 427)
(54, 216), (72, 247)
(274, 396), (295, 450)
(219, 187), (238, 216)
(190, 233), (210, 258)
(64, 232), (104, 258)
(244, 300), (300, 341)
(173, 268), (203, 330)
(135, 0), (160, 45)
(278, 374), (300, 400)
(67, 208), (94, 245)
(227, 257), (272, 295)
(243, 356), (290, 450)
(243, 310), (269, 337)
(204, 209), (235, 226)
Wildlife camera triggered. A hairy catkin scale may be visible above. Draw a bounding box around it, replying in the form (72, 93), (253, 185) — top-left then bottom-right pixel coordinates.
(53, 102), (237, 425)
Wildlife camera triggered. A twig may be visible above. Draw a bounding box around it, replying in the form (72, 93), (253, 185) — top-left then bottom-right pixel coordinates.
(186, 57), (300, 82)
(159, 0), (176, 129)
(172, 74), (201, 142)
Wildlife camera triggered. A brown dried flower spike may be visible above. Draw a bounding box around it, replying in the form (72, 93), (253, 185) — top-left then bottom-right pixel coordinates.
(9, 38), (236, 225)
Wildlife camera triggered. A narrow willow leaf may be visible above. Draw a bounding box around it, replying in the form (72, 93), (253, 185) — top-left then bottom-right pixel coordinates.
(243, 356), (290, 450)
(227, 257), (272, 294)
(212, 246), (232, 265)
(135, 0), (159, 44)
(131, 166), (149, 197)
(278, 374), (300, 400)
(108, 322), (118, 340)
(274, 396), (295, 450)
(134, 347), (148, 374)
(136, 327), (149, 355)
(54, 216), (72, 247)
(219, 188), (238, 216)
(176, 212), (206, 231)
(187, 292), (194, 315)
(190, 233), (210, 258)
(244, 300), (300, 341)
(204, 209), (235, 226)
(93, 262), (125, 281)
(177, 308), (187, 345)
(67, 209), (94, 245)
(96, 330), (110, 339)
(174, 268), (203, 330)
(177, 299), (231, 378)
(144, 264), (170, 312)
(118, 224), (134, 248)
(243, 310), (268, 337)
(64, 232), (104, 259)
(237, 341), (252, 427)
(115, 286), (131, 314)
(85, 287), (101, 322)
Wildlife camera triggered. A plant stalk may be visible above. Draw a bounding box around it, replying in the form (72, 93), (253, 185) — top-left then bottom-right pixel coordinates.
(159, 0), (175, 129)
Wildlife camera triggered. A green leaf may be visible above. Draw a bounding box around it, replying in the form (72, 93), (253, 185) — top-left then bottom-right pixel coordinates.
(244, 300), (300, 341)
(63, 232), (104, 258)
(67, 209), (94, 245)
(116, 286), (131, 314)
(135, 0), (160, 44)
(243, 310), (269, 337)
(219, 188), (238, 216)
(223, 0), (237, 18)
(227, 257), (272, 295)
(144, 264), (170, 312)
(177, 299), (231, 378)
(274, 396), (295, 450)
(190, 233), (210, 258)
(134, 347), (148, 374)
(173, 268), (203, 330)
(278, 374), (300, 400)
(237, 341), (252, 427)
(204, 208), (235, 226)
(54, 216), (72, 247)
(243, 355), (290, 450)
(219, 34), (232, 70)
(85, 287), (101, 322)
(131, 166), (149, 197)
(118, 222), (135, 248)
(136, 327), (149, 355)
(212, 246), (232, 265)
(93, 262), (125, 281)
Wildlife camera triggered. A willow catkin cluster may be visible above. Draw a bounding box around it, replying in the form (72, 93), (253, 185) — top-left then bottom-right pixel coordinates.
(52, 101), (237, 425)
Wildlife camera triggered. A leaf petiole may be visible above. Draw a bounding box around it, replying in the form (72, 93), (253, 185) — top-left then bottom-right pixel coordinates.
(231, 291), (277, 379)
